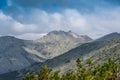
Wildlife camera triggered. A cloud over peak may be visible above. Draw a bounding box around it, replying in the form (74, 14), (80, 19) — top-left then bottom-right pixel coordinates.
(0, 0), (120, 40)
(0, 7), (120, 39)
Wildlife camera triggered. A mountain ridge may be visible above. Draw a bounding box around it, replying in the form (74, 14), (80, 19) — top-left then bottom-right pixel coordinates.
(1, 32), (120, 80)
(0, 30), (92, 74)
(96, 32), (120, 41)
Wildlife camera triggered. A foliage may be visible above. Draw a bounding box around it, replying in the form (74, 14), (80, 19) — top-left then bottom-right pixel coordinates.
(38, 64), (52, 80)
(22, 73), (36, 80)
(22, 58), (120, 80)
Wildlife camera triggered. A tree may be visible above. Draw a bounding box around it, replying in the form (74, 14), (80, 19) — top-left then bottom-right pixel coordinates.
(22, 58), (120, 80)
(38, 64), (52, 80)
(86, 58), (92, 66)
(76, 58), (82, 70)
(53, 71), (60, 80)
(22, 73), (36, 80)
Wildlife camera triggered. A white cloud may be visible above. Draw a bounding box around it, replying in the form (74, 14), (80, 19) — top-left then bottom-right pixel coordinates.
(83, 7), (120, 38)
(13, 23), (37, 33)
(16, 8), (120, 39)
(0, 11), (38, 35)
(16, 33), (46, 40)
(1, 7), (120, 39)
(16, 9), (87, 33)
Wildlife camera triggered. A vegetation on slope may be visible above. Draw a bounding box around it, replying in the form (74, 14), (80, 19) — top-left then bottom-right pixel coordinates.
(19, 38), (120, 78)
(23, 58), (120, 80)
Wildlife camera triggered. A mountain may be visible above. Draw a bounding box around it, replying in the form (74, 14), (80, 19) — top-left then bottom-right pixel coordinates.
(0, 31), (92, 74)
(33, 30), (92, 58)
(1, 32), (120, 80)
(96, 32), (120, 41)
(14, 34), (120, 80)
(43, 38), (120, 72)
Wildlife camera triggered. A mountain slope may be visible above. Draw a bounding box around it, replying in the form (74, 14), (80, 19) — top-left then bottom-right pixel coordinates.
(0, 36), (44, 74)
(19, 38), (120, 76)
(0, 31), (92, 74)
(45, 38), (120, 72)
(1, 32), (120, 80)
(96, 32), (120, 41)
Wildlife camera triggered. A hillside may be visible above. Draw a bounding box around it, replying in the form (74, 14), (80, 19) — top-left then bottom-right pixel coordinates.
(0, 36), (44, 74)
(96, 32), (120, 41)
(17, 37), (120, 78)
(0, 31), (91, 74)
(45, 38), (120, 73)
(0, 32), (120, 80)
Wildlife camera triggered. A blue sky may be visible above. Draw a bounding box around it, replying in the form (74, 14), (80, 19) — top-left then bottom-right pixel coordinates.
(0, 0), (7, 9)
(0, 0), (120, 40)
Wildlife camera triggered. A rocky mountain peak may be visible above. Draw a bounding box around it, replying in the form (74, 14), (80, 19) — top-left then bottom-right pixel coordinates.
(47, 30), (66, 35)
(47, 30), (78, 37)
(41, 30), (92, 39)
(34, 30), (92, 59)
(36, 30), (92, 43)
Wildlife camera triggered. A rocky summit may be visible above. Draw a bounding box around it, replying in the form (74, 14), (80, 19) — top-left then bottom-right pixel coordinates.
(34, 30), (92, 58)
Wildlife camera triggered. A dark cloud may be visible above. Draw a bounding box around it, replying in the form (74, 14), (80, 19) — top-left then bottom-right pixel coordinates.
(10, 0), (120, 9)
(2, 0), (119, 16)
(11, 0), (67, 8)
(106, 0), (120, 5)
(10, 0), (118, 11)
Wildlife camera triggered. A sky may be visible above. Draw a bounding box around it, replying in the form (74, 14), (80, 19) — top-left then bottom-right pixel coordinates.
(0, 0), (120, 40)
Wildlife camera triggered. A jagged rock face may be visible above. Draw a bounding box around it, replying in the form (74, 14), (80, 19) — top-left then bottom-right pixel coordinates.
(33, 30), (92, 58)
(0, 31), (92, 74)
